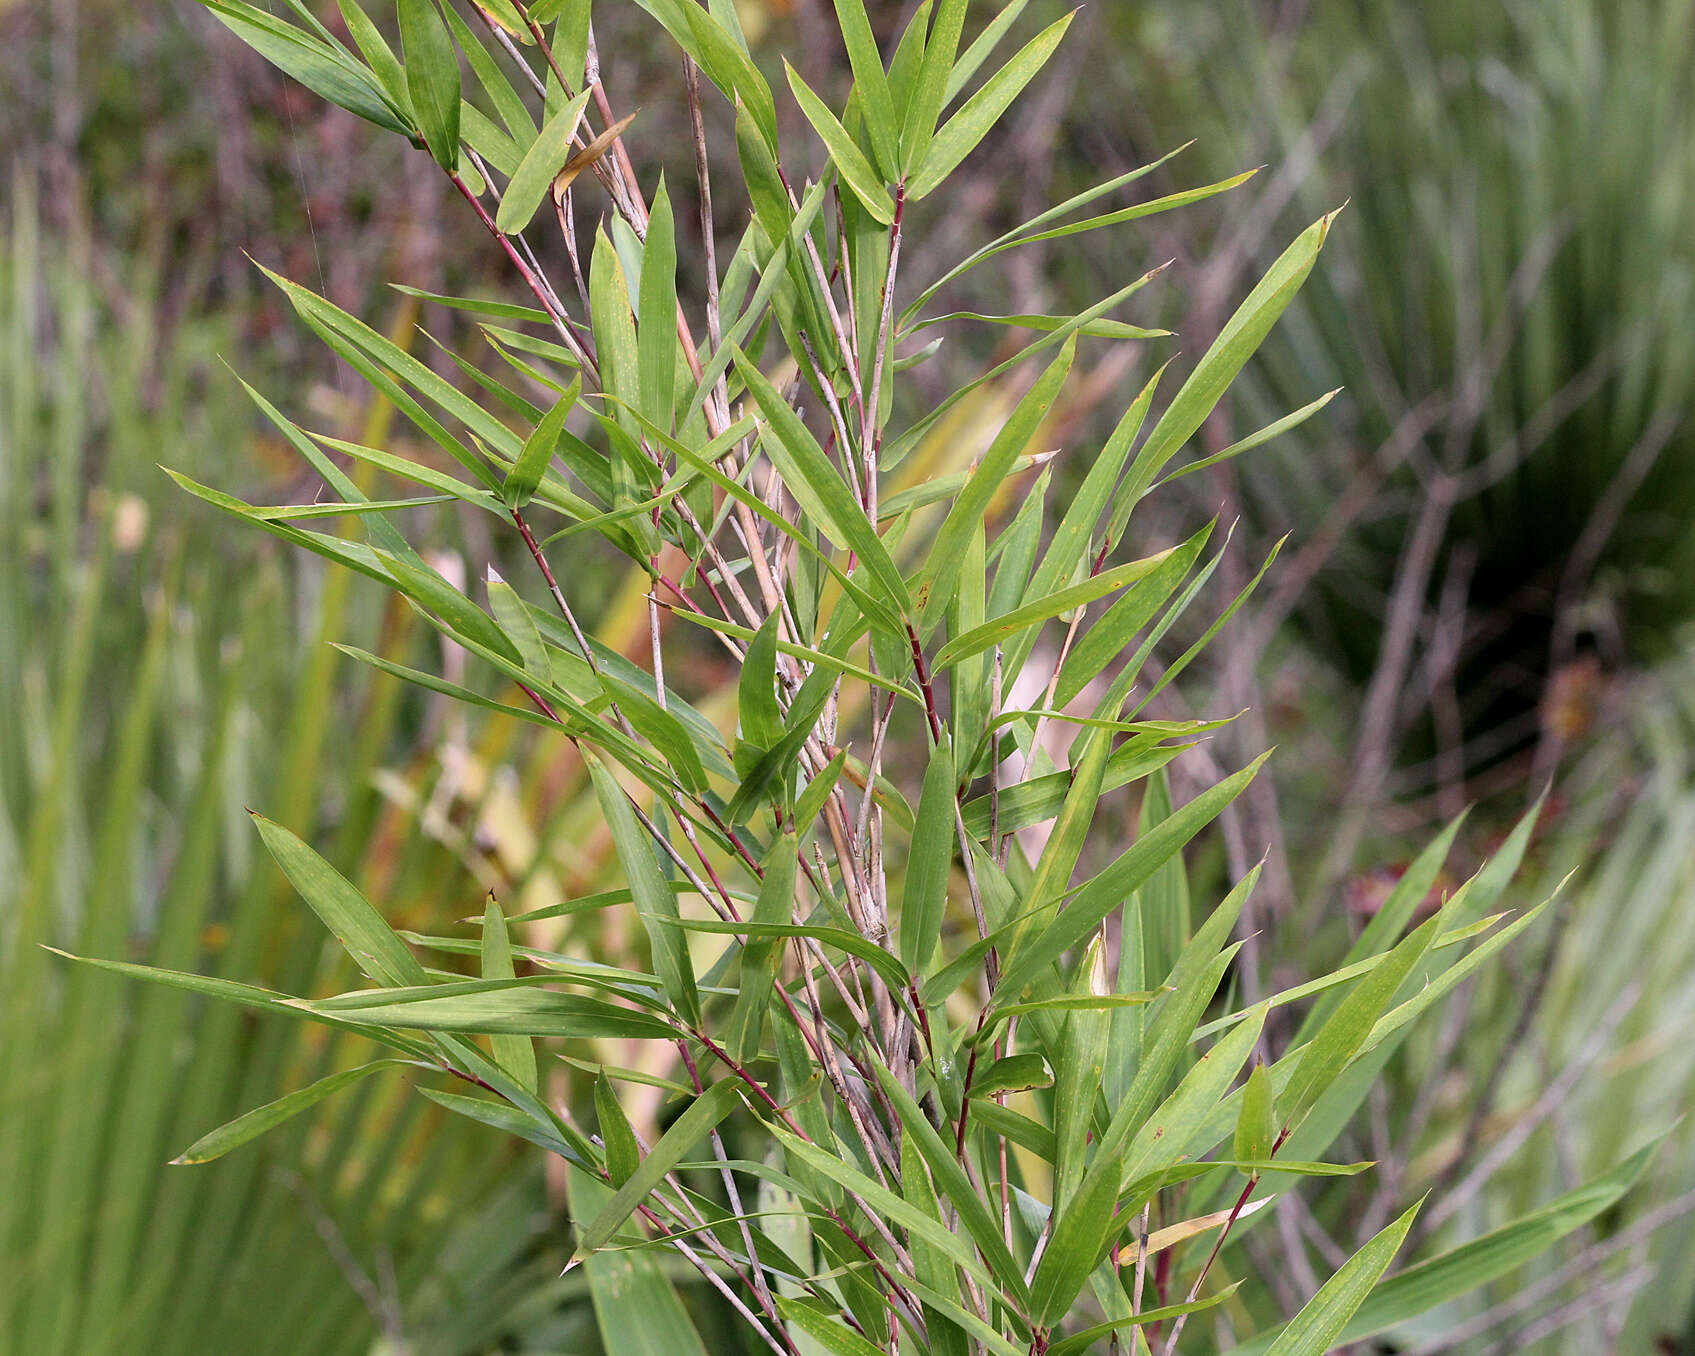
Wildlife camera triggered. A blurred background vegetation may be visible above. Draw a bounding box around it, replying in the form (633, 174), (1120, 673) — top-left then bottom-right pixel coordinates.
(3, 0), (1693, 1351)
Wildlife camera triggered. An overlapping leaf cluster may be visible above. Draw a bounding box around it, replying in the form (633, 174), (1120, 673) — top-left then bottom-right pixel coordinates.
(75, 1), (1658, 1351)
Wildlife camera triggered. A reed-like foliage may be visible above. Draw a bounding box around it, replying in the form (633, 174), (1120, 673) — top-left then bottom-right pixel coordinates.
(76, 3), (1666, 1352)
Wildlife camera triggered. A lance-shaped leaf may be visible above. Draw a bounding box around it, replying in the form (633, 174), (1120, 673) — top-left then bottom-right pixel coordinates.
(571, 1079), (744, 1260)
(902, 0), (966, 173)
(935, 548), (1175, 670)
(594, 1076), (641, 1186)
(586, 749), (702, 1028)
(872, 1063), (1031, 1306)
(725, 833), (799, 1062)
(771, 1299), (881, 1356)
(505, 379), (579, 507)
(207, 0), (408, 135)
(1030, 1154), (1128, 1326)
(398, 0), (461, 169)
(1053, 935), (1112, 1204)
(292, 984), (676, 1039)
(995, 753), (1268, 1000)
(496, 88), (592, 233)
(252, 813), (427, 988)
(171, 1061), (408, 1165)
(482, 896), (538, 1092)
(831, 0), (900, 177)
(1263, 1201), (1421, 1356)
(917, 336), (1074, 633)
(638, 176), (681, 432)
(909, 10), (1075, 198)
(1280, 910), (1441, 1129)
(901, 737), (956, 975)
(1117, 208), (1341, 505)
(784, 60), (896, 224)
(1235, 1064), (1274, 1166)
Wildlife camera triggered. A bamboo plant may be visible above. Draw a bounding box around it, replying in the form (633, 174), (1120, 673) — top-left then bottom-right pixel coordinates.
(66, 1), (1662, 1351)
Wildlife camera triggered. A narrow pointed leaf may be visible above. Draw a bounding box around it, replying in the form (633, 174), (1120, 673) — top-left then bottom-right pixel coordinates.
(398, 0), (461, 169)
(171, 1061), (406, 1165)
(573, 1079), (743, 1259)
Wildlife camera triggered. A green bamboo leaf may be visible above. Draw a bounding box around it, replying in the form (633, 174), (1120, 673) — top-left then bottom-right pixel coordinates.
(943, 0), (1030, 102)
(898, 1129), (973, 1356)
(886, 0), (932, 126)
(205, 1), (408, 135)
(1338, 1139), (1661, 1346)
(380, 549), (524, 664)
(171, 1061), (407, 1165)
(585, 749), (702, 1028)
(1234, 1064), (1274, 1166)
(918, 336), (1074, 633)
(571, 1079), (743, 1259)
(784, 60), (896, 224)
(419, 1086), (579, 1157)
(1281, 911), (1441, 1128)
(1029, 1151), (1122, 1325)
(1154, 388), (1340, 488)
(236, 494), (454, 520)
(595, 1076), (641, 1185)
(795, 750), (851, 835)
(440, 0), (533, 139)
(1117, 1002), (1268, 1191)
(501, 376), (583, 501)
(1263, 1201), (1421, 1356)
(43, 949), (436, 1058)
(497, 90), (591, 233)
(970, 1052), (1053, 1098)
(976, 990), (1162, 1040)
(959, 737), (1189, 838)
(901, 737), (956, 975)
(830, 0), (901, 178)
(336, 0), (409, 115)
(1053, 935), (1112, 1204)
(331, 642), (562, 729)
(933, 547), (1175, 669)
(482, 896), (538, 1093)
(903, 141), (1194, 322)
(485, 571), (548, 677)
(909, 10), (1075, 199)
(1047, 1291), (1240, 1356)
(251, 813), (427, 988)
(1091, 866), (1257, 1176)
(398, 0), (461, 169)
(901, 0), (966, 173)
(294, 985), (677, 1039)
(1122, 209), (1341, 500)
(638, 176), (680, 431)
(772, 1127), (1001, 1291)
(676, 606), (918, 705)
(259, 262), (514, 476)
(911, 311), (1169, 340)
(389, 283), (550, 323)
(775, 1298), (885, 1356)
(724, 832), (799, 1062)
(579, 1172), (714, 1356)
(681, 2), (779, 154)
(659, 918), (911, 995)
(737, 612), (784, 753)
(995, 753), (1268, 1001)
(589, 226), (646, 510)
(871, 1063), (1031, 1306)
